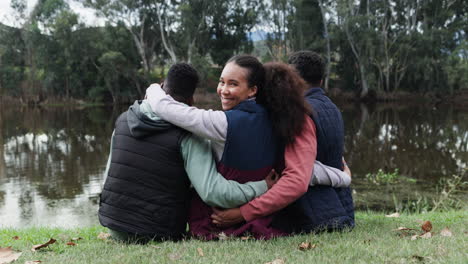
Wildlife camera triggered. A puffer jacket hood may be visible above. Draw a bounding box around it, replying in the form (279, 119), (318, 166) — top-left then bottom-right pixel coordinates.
(127, 100), (172, 138)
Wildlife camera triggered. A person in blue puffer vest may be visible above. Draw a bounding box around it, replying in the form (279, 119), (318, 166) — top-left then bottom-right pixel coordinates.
(271, 50), (355, 233)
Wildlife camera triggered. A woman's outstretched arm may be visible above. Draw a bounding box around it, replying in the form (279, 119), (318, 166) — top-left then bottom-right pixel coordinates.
(182, 134), (268, 208)
(239, 116), (317, 221)
(146, 84), (227, 143)
(312, 160), (351, 187)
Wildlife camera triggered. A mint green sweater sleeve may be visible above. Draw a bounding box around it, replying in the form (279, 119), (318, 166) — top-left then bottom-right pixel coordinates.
(181, 134), (268, 208)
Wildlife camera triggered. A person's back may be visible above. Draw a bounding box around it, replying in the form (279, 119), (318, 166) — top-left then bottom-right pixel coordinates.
(273, 51), (354, 233)
(305, 88), (344, 169)
(98, 63), (199, 241)
(289, 51), (344, 169)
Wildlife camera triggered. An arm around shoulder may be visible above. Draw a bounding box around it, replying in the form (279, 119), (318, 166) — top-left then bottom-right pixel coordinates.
(311, 160), (351, 187)
(181, 134), (268, 209)
(240, 116), (317, 221)
(146, 84), (228, 142)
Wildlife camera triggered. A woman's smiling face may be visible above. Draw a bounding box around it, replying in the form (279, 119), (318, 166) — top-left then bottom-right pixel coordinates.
(217, 62), (257, 111)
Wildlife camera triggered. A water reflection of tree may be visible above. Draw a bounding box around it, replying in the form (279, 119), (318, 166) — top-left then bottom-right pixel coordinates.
(0, 106), (5, 181)
(2, 106), (123, 200)
(0, 106), (6, 207)
(343, 103), (468, 181)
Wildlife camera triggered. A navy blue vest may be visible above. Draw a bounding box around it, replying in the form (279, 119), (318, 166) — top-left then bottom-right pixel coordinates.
(273, 87), (355, 233)
(306, 88), (344, 169)
(99, 111), (190, 240)
(188, 100), (280, 238)
(221, 100), (279, 172)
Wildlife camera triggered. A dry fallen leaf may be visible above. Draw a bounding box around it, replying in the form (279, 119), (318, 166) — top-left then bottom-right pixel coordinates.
(394, 227), (419, 238)
(240, 236), (252, 241)
(0, 247), (22, 264)
(385, 212), (400, 218)
(298, 242), (317, 251)
(411, 232), (433, 240)
(421, 221), (432, 232)
(440, 227), (453, 237)
(218, 232), (229, 241)
(12, 236), (20, 240)
(71, 237), (83, 241)
(299, 242), (311, 251)
(97, 232), (111, 240)
(420, 232), (432, 239)
(31, 238), (56, 251)
(394, 227), (416, 231)
(66, 242), (76, 246)
(265, 259), (285, 264)
(197, 247), (204, 257)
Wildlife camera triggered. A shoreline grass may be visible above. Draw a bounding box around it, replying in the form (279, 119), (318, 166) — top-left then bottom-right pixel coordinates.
(1, 210), (467, 264)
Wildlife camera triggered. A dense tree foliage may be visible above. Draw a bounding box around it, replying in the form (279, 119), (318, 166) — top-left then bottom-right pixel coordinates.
(0, 0), (466, 103)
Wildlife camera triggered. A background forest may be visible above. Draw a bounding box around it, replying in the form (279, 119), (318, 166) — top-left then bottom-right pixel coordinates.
(0, 0), (466, 104)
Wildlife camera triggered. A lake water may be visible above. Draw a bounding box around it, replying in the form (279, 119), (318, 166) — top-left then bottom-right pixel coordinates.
(0, 101), (467, 227)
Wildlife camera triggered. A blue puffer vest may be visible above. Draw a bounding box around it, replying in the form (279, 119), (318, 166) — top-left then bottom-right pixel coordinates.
(273, 87), (355, 233)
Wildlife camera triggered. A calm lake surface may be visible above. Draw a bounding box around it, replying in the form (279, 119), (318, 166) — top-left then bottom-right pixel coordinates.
(0, 101), (467, 227)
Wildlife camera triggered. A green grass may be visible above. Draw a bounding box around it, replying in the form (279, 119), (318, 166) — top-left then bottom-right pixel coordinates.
(1, 211), (467, 264)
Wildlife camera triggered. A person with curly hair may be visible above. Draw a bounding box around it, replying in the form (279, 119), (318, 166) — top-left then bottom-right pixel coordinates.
(145, 56), (350, 239)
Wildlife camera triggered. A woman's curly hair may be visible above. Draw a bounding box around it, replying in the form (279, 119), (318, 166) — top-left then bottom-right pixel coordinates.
(257, 62), (312, 145)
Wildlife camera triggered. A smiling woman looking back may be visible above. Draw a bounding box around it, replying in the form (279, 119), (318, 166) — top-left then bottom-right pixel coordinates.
(148, 55), (283, 239)
(218, 57), (260, 110)
(145, 55), (350, 239)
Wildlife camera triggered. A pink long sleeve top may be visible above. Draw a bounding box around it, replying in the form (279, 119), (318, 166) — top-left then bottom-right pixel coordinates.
(240, 116), (317, 222)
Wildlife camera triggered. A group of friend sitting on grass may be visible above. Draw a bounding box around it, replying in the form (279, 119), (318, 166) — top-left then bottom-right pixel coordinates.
(98, 51), (355, 243)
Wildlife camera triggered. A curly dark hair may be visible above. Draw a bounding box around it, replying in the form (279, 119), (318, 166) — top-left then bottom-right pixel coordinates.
(227, 54), (265, 94)
(257, 62), (311, 145)
(288, 50), (325, 86)
(165, 63), (199, 101)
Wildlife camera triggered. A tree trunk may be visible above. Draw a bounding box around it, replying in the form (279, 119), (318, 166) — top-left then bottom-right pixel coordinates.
(187, 40), (195, 64)
(66, 76), (70, 100)
(0, 106), (5, 180)
(318, 0), (331, 92)
(0, 54), (2, 97)
(156, 4), (177, 63)
(126, 17), (151, 79)
(358, 63), (369, 98)
(384, 30), (391, 92)
(344, 19), (369, 98)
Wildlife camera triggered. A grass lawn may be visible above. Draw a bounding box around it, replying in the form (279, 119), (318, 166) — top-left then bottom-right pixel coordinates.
(1, 210), (466, 264)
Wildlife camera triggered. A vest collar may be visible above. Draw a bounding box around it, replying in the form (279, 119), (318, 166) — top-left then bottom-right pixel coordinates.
(305, 87), (324, 97)
(229, 98), (264, 113)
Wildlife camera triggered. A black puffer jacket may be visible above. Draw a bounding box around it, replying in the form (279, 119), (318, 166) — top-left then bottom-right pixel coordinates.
(98, 101), (190, 240)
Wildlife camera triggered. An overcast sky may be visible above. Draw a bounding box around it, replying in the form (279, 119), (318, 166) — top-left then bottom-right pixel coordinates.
(0, 0), (104, 27)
